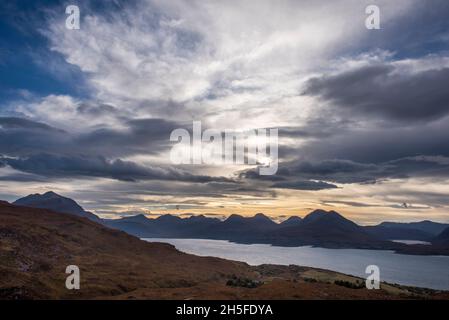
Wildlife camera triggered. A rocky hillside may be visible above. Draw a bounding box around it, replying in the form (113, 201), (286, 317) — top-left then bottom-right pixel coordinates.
(1, 201), (448, 300)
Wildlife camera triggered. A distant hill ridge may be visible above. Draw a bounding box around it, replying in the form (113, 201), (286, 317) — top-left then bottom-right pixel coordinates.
(13, 191), (101, 222)
(7, 191), (449, 253)
(379, 221), (449, 236)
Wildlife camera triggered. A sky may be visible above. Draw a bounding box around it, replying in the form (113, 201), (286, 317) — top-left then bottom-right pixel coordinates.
(1, 0), (449, 224)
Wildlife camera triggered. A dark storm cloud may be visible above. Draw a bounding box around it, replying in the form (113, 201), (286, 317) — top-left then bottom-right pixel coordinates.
(320, 200), (383, 208)
(304, 63), (449, 122)
(0, 117), (64, 132)
(298, 116), (449, 164)
(0, 153), (232, 183)
(75, 117), (181, 156)
(320, 200), (431, 210)
(0, 116), (180, 157)
(241, 156), (449, 190)
(278, 118), (349, 140)
(259, 100), (449, 190)
(358, 0), (449, 59)
(242, 159), (380, 185)
(0, 172), (48, 182)
(0, 115), (233, 185)
(0, 117), (71, 156)
(271, 180), (338, 191)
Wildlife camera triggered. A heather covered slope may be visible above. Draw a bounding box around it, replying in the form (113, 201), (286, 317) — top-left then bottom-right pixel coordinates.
(2, 201), (448, 300)
(0, 201), (253, 299)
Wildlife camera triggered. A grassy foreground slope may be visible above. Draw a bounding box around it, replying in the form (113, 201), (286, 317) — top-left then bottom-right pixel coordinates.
(0, 201), (448, 300)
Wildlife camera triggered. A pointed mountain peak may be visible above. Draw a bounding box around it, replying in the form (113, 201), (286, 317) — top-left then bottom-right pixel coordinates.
(226, 214), (244, 221)
(303, 209), (352, 224)
(252, 213), (276, 224)
(16, 191), (67, 203)
(327, 210), (345, 218)
(124, 214), (149, 222)
(43, 191), (59, 197)
(188, 214), (207, 220)
(303, 209), (329, 222)
(281, 216), (303, 226)
(156, 214), (182, 222)
(13, 191), (100, 222)
(254, 213), (270, 219)
(15, 191), (71, 205)
(301, 209), (359, 231)
(310, 209), (329, 215)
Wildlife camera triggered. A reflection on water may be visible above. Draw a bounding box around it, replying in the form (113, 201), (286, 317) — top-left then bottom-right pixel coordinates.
(392, 239), (431, 245)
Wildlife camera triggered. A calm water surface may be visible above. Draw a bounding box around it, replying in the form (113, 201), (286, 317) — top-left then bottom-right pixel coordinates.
(143, 238), (449, 290)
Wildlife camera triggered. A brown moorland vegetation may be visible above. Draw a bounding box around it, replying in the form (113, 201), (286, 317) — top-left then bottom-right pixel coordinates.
(1, 201), (448, 300)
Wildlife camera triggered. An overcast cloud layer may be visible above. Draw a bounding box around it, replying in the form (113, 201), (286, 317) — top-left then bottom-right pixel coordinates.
(1, 0), (449, 223)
